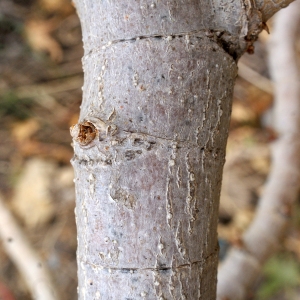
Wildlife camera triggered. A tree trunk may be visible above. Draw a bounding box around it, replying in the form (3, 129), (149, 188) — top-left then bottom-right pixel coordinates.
(70, 1), (291, 299)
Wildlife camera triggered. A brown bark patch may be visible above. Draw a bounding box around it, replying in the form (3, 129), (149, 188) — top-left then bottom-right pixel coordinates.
(110, 187), (136, 209)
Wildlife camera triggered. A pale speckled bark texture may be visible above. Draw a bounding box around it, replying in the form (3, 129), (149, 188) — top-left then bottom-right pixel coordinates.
(70, 1), (292, 299)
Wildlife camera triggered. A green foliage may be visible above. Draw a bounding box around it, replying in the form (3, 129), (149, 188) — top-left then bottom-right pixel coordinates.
(257, 254), (300, 300)
(0, 92), (34, 120)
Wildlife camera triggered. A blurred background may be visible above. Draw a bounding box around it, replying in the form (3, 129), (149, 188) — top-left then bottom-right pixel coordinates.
(0, 0), (299, 299)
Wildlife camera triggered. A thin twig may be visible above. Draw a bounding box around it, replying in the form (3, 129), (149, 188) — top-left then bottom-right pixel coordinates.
(0, 193), (59, 300)
(238, 62), (273, 94)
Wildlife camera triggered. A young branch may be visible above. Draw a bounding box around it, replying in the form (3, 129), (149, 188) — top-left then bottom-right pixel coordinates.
(255, 0), (295, 21)
(217, 1), (300, 299)
(0, 194), (58, 300)
(238, 62), (273, 94)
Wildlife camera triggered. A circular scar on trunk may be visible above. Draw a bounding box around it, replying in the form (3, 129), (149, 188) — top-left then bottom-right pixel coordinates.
(70, 121), (98, 146)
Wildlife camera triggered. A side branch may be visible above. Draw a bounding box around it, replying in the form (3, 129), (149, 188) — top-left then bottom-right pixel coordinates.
(255, 0), (295, 21)
(217, 1), (300, 299)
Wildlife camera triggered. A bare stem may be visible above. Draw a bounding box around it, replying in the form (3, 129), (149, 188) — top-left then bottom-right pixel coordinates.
(217, 1), (300, 299)
(255, 0), (295, 21)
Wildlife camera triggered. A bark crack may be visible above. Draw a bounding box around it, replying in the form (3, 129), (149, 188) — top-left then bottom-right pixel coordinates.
(84, 29), (240, 60)
(80, 260), (203, 273)
(79, 249), (218, 272)
(124, 130), (183, 143)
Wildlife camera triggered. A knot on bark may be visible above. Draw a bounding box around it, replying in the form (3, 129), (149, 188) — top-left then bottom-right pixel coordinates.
(70, 121), (98, 146)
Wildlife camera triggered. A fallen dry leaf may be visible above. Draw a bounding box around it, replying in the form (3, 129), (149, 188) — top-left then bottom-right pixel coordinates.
(17, 140), (73, 164)
(39, 0), (74, 15)
(24, 18), (63, 62)
(11, 158), (56, 228)
(11, 119), (40, 143)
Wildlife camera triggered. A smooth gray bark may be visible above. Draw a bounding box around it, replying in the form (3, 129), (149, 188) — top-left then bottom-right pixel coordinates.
(70, 1), (277, 299)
